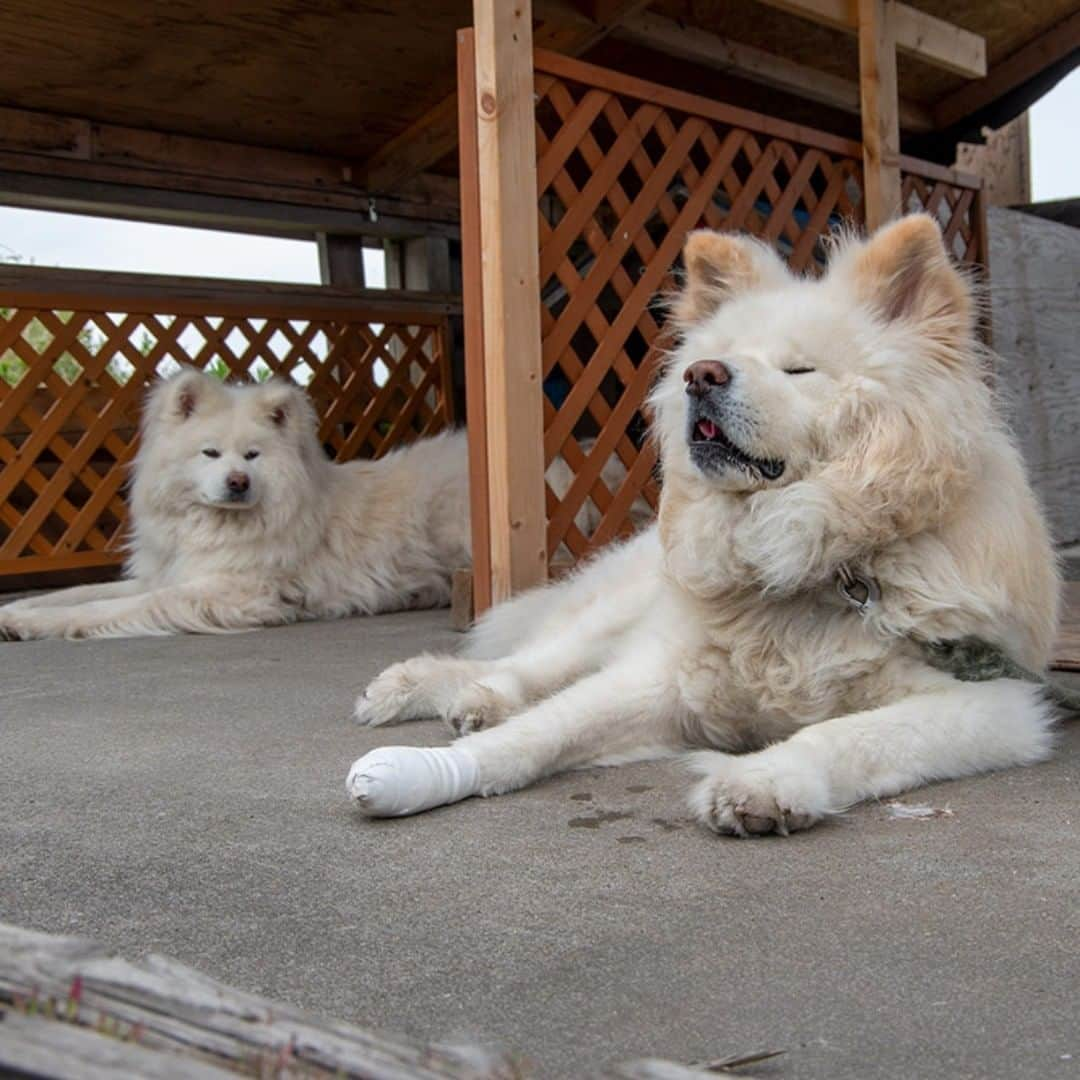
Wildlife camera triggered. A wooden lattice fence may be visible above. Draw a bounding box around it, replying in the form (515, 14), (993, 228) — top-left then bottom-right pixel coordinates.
(460, 41), (986, 602)
(0, 270), (456, 584)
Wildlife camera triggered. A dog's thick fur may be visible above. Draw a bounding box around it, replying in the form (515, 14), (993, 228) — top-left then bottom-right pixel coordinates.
(0, 372), (471, 639)
(354, 214), (1062, 835)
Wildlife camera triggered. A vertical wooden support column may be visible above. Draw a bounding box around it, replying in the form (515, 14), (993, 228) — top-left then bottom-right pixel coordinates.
(316, 233), (366, 286)
(471, 0), (547, 605)
(458, 28), (492, 615)
(857, 0), (901, 231)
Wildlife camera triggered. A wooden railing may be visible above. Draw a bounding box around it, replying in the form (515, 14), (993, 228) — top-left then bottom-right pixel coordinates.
(459, 38), (986, 612)
(0, 267), (457, 583)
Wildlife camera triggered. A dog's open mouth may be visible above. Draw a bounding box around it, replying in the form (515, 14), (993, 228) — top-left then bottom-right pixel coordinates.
(688, 416), (785, 480)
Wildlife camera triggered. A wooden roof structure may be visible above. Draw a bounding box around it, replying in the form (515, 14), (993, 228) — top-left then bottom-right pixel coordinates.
(0, 1), (1076, 241)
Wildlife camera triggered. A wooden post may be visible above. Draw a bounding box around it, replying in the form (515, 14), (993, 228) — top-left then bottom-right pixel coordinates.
(857, 0), (902, 231)
(471, 0), (547, 603)
(385, 236), (453, 292)
(316, 233), (366, 286)
(457, 29), (493, 617)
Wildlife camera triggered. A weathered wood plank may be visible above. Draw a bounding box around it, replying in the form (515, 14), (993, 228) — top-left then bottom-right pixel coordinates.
(987, 207), (1080, 550)
(0, 1011), (234, 1079)
(0, 923), (519, 1079)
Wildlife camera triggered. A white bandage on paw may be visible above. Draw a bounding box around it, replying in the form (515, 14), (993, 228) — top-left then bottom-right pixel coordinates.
(346, 745), (480, 817)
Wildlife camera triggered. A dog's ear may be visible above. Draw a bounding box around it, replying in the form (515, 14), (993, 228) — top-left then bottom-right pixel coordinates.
(258, 380), (318, 437)
(674, 230), (789, 326)
(147, 368), (222, 425)
(840, 214), (974, 356)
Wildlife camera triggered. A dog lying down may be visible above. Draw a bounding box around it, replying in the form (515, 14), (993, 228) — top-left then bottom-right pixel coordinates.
(0, 372), (474, 640)
(0, 372), (649, 641)
(347, 214), (1063, 836)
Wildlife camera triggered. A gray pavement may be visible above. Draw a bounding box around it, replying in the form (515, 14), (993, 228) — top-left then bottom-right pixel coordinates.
(1, 610), (1077, 1079)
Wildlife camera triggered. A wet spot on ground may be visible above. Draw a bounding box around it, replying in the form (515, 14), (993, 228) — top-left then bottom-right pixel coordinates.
(568, 810), (634, 829)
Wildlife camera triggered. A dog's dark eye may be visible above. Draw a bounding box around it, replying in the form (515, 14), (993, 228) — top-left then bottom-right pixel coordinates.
(784, 367), (816, 375)
(244, 450), (260, 461)
(201, 448), (221, 458)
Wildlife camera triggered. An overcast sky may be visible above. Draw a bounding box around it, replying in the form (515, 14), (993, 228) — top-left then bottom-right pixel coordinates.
(0, 70), (1075, 283)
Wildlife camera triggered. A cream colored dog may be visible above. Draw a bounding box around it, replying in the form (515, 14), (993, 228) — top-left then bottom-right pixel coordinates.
(0, 371), (472, 639)
(348, 214), (1062, 835)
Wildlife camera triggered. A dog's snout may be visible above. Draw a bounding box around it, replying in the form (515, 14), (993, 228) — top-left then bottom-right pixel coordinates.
(226, 471), (250, 495)
(684, 360), (731, 397)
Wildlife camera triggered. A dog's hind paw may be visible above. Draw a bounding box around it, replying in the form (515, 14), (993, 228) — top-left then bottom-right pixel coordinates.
(687, 752), (830, 838)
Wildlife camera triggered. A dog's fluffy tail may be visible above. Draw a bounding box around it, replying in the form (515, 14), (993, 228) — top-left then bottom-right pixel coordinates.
(461, 585), (557, 660)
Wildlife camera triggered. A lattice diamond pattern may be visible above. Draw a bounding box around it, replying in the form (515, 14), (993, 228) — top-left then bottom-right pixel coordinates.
(534, 68), (869, 565)
(0, 304), (453, 577)
(900, 174), (980, 262)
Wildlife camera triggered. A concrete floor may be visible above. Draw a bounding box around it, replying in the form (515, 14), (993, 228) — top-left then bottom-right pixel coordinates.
(1, 611), (1077, 1079)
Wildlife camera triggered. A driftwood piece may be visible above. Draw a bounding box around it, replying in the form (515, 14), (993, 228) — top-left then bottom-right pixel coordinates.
(0, 923), (782, 1078)
(604, 1062), (719, 1079)
(0, 922), (520, 1079)
(988, 207), (1080, 549)
(0, 1010), (234, 1079)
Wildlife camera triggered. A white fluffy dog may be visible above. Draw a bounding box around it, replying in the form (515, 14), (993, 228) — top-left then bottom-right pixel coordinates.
(0, 371), (471, 639)
(348, 215), (1062, 835)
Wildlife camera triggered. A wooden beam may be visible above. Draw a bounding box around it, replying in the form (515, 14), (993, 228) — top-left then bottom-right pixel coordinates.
(0, 104), (460, 237)
(360, 95), (462, 197)
(889, 2), (986, 79)
(0, 264), (461, 319)
(0, 161), (459, 241)
(934, 9), (1080, 129)
(361, 0), (651, 193)
(758, 0), (986, 79)
(615, 9), (932, 131)
(472, 0), (548, 601)
(858, 0), (901, 231)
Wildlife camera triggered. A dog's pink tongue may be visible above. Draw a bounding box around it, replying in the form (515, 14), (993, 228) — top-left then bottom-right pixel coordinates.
(697, 418), (718, 440)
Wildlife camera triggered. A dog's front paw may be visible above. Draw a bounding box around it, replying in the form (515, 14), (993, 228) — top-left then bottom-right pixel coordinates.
(688, 752), (831, 837)
(0, 609), (33, 641)
(443, 682), (511, 736)
(354, 659), (428, 726)
(736, 485), (829, 594)
(353, 655), (469, 727)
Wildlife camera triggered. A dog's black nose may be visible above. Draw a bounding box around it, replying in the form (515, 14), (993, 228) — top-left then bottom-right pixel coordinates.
(684, 360), (731, 397)
(227, 471), (250, 495)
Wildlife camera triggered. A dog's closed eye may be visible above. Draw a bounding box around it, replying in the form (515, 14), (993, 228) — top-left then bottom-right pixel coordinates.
(244, 450), (260, 461)
(202, 448), (221, 458)
(783, 367), (816, 375)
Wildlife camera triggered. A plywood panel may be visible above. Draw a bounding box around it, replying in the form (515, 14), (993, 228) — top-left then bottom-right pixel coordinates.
(988, 207), (1080, 548)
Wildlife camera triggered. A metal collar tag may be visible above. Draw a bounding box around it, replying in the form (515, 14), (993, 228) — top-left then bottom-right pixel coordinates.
(837, 563), (881, 613)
